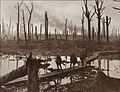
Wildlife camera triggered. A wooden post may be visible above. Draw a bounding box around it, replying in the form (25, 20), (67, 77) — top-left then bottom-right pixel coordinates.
(16, 59), (18, 69)
(27, 52), (39, 92)
(107, 59), (109, 76)
(104, 59), (106, 69)
(98, 58), (101, 69)
(92, 27), (95, 40)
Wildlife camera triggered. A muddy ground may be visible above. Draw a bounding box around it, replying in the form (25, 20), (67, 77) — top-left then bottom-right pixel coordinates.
(0, 39), (120, 92)
(1, 66), (120, 92)
(0, 39), (120, 56)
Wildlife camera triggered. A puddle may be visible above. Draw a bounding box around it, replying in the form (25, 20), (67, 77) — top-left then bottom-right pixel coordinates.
(91, 59), (120, 78)
(0, 54), (120, 78)
(0, 54), (120, 92)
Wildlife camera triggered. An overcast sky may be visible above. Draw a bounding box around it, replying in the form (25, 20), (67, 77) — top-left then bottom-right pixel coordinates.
(1, 0), (120, 34)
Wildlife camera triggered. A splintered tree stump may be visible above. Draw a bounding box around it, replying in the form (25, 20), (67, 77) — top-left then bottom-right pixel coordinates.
(26, 53), (39, 92)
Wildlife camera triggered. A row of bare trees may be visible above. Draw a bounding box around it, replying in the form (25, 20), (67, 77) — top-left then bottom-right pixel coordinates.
(1, 0), (119, 44)
(15, 1), (33, 46)
(82, 0), (112, 42)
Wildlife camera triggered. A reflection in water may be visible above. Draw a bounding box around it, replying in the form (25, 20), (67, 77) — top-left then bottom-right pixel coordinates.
(1, 54), (120, 78)
(0, 54), (120, 91)
(91, 59), (120, 78)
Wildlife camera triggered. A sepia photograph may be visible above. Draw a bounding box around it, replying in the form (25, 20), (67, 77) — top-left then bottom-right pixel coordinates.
(0, 0), (120, 92)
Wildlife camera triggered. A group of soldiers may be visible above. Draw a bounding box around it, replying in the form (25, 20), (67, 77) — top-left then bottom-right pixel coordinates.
(25, 49), (87, 91)
(55, 48), (87, 71)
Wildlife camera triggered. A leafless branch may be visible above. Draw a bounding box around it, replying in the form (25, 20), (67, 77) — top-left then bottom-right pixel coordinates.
(108, 17), (111, 25)
(24, 2), (33, 14)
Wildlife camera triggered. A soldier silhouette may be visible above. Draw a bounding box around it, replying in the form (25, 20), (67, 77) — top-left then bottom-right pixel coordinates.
(55, 54), (63, 71)
(70, 51), (78, 68)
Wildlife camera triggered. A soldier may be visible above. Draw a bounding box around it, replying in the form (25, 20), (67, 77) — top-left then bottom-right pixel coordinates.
(70, 51), (78, 68)
(55, 54), (63, 71)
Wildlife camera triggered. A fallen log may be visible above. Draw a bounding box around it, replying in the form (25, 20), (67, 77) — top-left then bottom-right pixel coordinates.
(0, 63), (50, 86)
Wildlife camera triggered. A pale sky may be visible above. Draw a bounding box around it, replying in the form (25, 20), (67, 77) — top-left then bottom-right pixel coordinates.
(1, 0), (120, 34)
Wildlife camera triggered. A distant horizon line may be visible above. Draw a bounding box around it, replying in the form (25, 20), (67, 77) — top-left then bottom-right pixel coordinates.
(1, 0), (116, 1)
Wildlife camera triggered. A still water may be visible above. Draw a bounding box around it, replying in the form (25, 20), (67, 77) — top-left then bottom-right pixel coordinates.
(0, 54), (120, 79)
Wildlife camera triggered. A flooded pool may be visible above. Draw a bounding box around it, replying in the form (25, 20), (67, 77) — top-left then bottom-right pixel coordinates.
(0, 54), (120, 79)
(0, 54), (120, 92)
(0, 55), (81, 76)
(91, 59), (120, 78)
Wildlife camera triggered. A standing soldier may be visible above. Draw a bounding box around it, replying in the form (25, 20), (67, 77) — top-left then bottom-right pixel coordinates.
(70, 51), (78, 68)
(55, 54), (63, 71)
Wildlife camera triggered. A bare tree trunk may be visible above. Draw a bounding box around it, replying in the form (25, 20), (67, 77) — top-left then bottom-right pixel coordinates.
(8, 16), (11, 39)
(45, 11), (48, 40)
(88, 19), (91, 40)
(106, 16), (111, 43)
(102, 17), (105, 37)
(28, 20), (31, 40)
(40, 24), (42, 40)
(17, 7), (20, 45)
(24, 3), (33, 41)
(55, 29), (57, 39)
(22, 10), (28, 47)
(65, 19), (67, 40)
(94, 0), (105, 42)
(16, 1), (23, 45)
(82, 0), (95, 41)
(35, 26), (38, 40)
(0, 24), (1, 40)
(81, 13), (84, 40)
(31, 24), (34, 40)
(98, 15), (101, 41)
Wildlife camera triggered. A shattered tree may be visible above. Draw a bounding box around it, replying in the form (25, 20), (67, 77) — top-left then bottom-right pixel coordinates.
(24, 2), (33, 41)
(82, 0), (95, 40)
(45, 11), (48, 40)
(94, 0), (105, 42)
(105, 16), (111, 43)
(81, 12), (85, 40)
(22, 10), (28, 47)
(15, 1), (23, 45)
